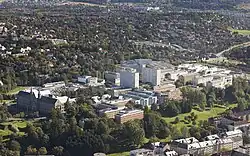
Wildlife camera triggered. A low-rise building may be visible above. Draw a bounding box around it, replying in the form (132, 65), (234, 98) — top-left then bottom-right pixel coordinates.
(193, 75), (214, 86)
(153, 83), (176, 93)
(111, 88), (133, 98)
(77, 76), (93, 84)
(115, 109), (144, 124)
(98, 107), (125, 119)
(121, 90), (157, 107)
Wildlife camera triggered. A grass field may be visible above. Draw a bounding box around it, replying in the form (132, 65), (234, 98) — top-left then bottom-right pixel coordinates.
(0, 121), (28, 137)
(0, 121), (28, 128)
(162, 104), (237, 130)
(228, 27), (250, 36)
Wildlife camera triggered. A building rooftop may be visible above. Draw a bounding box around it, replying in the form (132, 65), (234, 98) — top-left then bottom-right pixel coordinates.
(165, 150), (178, 156)
(40, 96), (57, 105)
(199, 140), (214, 148)
(174, 137), (199, 144)
(206, 134), (220, 141)
(226, 129), (242, 137)
(116, 109), (143, 117)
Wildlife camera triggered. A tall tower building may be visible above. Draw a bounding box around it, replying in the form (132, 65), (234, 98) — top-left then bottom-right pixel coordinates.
(119, 67), (139, 88)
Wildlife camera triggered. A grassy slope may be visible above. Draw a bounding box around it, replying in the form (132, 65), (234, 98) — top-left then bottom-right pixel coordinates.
(6, 87), (26, 95)
(228, 27), (250, 36)
(0, 121), (28, 137)
(162, 104), (237, 130)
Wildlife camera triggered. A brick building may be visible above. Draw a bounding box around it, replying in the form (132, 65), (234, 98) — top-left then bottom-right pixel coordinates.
(115, 110), (144, 124)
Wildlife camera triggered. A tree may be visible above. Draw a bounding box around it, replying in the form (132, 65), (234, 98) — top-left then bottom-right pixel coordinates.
(144, 105), (150, 114)
(124, 120), (145, 147)
(52, 146), (64, 156)
(181, 126), (190, 138)
(237, 98), (248, 111)
(174, 117), (180, 123)
(38, 147), (47, 155)
(25, 146), (37, 155)
(171, 126), (182, 140)
(96, 121), (110, 135)
(151, 103), (158, 111)
(8, 140), (20, 152)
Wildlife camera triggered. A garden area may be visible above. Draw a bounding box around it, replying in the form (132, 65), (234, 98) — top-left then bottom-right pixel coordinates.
(0, 120), (28, 141)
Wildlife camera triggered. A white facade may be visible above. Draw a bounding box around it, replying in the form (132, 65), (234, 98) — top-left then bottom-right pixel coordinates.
(167, 70), (188, 81)
(120, 67), (139, 88)
(193, 76), (214, 86)
(77, 76), (92, 83)
(206, 75), (233, 89)
(142, 67), (161, 86)
(122, 90), (157, 107)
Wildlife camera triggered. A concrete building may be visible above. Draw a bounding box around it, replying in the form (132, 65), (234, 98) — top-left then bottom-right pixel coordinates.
(153, 83), (176, 93)
(166, 70), (188, 81)
(119, 67), (139, 88)
(115, 109), (144, 124)
(207, 75), (233, 89)
(78, 76), (92, 84)
(193, 75), (214, 86)
(43, 81), (65, 88)
(179, 73), (200, 84)
(111, 88), (133, 98)
(122, 90), (157, 107)
(104, 71), (120, 86)
(142, 65), (161, 86)
(78, 76), (105, 86)
(98, 107), (125, 119)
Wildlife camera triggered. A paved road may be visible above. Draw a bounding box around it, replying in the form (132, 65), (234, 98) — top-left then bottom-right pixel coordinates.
(216, 41), (250, 57)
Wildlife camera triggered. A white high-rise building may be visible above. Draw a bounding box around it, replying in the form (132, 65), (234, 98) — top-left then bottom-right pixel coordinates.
(142, 66), (161, 86)
(119, 67), (139, 88)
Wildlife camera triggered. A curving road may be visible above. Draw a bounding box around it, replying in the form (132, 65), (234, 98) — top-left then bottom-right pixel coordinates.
(215, 41), (250, 57)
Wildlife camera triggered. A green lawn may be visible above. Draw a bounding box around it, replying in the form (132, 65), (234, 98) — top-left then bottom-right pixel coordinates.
(107, 152), (130, 156)
(0, 121), (28, 128)
(162, 104), (237, 130)
(0, 121), (28, 137)
(0, 129), (12, 136)
(6, 87), (26, 95)
(228, 27), (250, 36)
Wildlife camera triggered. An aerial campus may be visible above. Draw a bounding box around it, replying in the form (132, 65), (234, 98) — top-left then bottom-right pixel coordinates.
(1, 0), (250, 156)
